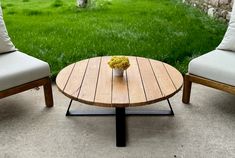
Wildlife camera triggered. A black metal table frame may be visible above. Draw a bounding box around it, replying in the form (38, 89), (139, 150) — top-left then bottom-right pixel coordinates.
(66, 99), (174, 147)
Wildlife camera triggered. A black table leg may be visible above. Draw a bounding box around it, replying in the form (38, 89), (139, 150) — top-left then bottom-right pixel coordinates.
(66, 99), (174, 147)
(115, 107), (126, 147)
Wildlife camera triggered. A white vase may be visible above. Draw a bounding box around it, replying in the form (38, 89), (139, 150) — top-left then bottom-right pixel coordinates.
(113, 69), (124, 77)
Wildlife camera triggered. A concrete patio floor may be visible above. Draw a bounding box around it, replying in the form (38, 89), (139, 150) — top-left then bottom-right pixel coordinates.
(0, 83), (234, 158)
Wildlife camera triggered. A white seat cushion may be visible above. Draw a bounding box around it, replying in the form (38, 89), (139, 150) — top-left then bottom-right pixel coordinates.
(0, 5), (16, 54)
(0, 51), (50, 91)
(189, 49), (235, 86)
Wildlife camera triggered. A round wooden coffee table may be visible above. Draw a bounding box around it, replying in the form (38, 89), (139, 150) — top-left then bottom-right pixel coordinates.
(56, 56), (183, 147)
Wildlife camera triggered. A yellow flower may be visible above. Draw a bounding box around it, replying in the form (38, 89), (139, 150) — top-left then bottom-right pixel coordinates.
(108, 56), (130, 70)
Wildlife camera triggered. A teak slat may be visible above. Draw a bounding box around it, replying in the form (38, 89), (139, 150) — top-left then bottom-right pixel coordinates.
(56, 63), (75, 91)
(127, 57), (146, 106)
(150, 60), (176, 97)
(164, 63), (183, 90)
(95, 57), (112, 106)
(112, 71), (129, 107)
(63, 59), (89, 100)
(137, 57), (163, 101)
(78, 57), (101, 104)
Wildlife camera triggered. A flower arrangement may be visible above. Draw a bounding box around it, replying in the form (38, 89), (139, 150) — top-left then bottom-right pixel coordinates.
(108, 56), (130, 70)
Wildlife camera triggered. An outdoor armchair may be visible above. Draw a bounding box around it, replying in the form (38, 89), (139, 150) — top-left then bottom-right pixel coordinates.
(182, 2), (235, 104)
(0, 6), (53, 107)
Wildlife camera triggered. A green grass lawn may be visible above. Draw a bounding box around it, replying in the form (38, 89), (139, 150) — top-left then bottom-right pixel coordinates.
(1, 0), (227, 79)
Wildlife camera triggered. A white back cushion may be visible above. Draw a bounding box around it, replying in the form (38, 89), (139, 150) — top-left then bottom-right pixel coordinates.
(0, 6), (16, 54)
(217, 2), (235, 51)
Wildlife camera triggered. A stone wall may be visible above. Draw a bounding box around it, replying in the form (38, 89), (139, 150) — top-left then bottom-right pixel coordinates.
(183, 0), (234, 21)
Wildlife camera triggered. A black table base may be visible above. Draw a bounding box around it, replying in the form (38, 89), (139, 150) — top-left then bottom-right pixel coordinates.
(66, 99), (174, 147)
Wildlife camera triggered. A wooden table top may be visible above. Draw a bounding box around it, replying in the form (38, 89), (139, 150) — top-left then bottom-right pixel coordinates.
(56, 56), (183, 107)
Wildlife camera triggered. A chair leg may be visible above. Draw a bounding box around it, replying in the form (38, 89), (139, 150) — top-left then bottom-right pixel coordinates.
(43, 77), (54, 107)
(182, 74), (192, 104)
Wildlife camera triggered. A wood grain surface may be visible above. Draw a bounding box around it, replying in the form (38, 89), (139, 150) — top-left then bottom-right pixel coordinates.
(56, 56), (183, 107)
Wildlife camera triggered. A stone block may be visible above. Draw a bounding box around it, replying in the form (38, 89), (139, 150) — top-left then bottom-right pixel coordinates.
(226, 11), (232, 20)
(219, 0), (229, 5)
(210, 0), (219, 6)
(221, 10), (228, 18)
(208, 7), (216, 16)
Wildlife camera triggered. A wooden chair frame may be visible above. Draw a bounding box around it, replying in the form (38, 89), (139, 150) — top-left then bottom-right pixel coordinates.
(182, 73), (235, 104)
(0, 77), (53, 107)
